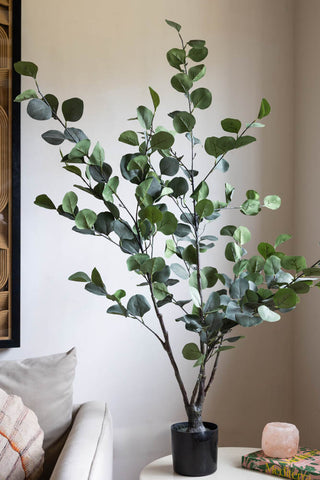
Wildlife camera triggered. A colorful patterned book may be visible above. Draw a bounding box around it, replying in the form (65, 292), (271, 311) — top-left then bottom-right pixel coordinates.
(241, 448), (320, 479)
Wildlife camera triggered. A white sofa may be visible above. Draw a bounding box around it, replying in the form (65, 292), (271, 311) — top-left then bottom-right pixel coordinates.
(50, 401), (113, 480)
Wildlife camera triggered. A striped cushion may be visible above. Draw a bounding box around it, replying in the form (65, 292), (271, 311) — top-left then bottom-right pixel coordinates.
(0, 387), (44, 479)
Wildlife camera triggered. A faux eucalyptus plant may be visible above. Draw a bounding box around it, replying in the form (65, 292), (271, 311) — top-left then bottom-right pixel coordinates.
(15, 20), (320, 433)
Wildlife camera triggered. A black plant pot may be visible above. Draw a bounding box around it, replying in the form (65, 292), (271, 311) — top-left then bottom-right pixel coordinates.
(171, 422), (218, 476)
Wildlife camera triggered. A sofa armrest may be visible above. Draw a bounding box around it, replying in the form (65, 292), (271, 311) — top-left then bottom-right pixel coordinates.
(49, 401), (113, 480)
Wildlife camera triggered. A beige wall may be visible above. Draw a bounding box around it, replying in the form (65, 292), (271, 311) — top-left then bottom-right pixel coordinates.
(0, 1), (309, 479)
(293, 0), (320, 448)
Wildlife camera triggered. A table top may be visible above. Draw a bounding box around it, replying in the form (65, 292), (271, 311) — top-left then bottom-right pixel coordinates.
(140, 447), (265, 479)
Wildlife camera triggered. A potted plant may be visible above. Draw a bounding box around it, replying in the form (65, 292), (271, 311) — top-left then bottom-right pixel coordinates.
(14, 20), (320, 477)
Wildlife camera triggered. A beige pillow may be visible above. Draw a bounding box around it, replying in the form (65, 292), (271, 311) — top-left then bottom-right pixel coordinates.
(0, 348), (76, 449)
(0, 387), (44, 479)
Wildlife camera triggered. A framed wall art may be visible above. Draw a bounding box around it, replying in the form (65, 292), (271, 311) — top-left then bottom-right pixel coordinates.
(0, 0), (20, 347)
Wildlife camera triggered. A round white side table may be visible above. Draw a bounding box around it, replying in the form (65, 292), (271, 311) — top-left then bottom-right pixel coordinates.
(140, 447), (263, 479)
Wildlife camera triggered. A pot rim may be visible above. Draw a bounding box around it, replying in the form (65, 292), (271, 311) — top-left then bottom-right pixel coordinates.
(171, 421), (218, 432)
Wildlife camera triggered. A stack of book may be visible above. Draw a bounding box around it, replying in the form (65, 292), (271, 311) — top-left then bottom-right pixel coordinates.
(242, 447), (320, 479)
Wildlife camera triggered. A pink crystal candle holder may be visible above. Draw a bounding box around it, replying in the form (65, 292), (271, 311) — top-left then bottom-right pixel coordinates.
(262, 422), (299, 458)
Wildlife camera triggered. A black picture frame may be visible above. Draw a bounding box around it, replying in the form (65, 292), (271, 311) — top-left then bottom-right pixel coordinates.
(0, 0), (21, 348)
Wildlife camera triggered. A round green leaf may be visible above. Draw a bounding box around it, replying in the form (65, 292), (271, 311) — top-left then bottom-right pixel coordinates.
(139, 206), (163, 224)
(233, 226), (251, 245)
(225, 242), (242, 262)
(195, 199), (214, 218)
(41, 130), (65, 145)
(14, 61), (38, 78)
(188, 47), (208, 62)
(173, 112), (196, 133)
(44, 94), (59, 114)
(240, 199), (261, 216)
(221, 118), (241, 134)
(264, 255), (281, 276)
(273, 287), (298, 308)
(188, 64), (206, 82)
(75, 209), (97, 230)
(165, 19), (181, 32)
(168, 177), (189, 197)
(141, 257), (165, 275)
(137, 105), (153, 130)
(170, 263), (189, 279)
(94, 212), (114, 235)
(274, 234), (292, 249)
(202, 267), (218, 288)
(235, 136), (256, 148)
(281, 255), (307, 272)
(190, 88), (212, 110)
(166, 48), (185, 70)
(182, 343), (201, 360)
(153, 282), (169, 301)
(34, 194), (55, 210)
(14, 89), (38, 102)
(127, 294), (151, 317)
(62, 97), (84, 122)
(62, 191), (78, 215)
(151, 131), (175, 150)
(264, 195), (281, 210)
(258, 242), (275, 259)
(118, 130), (139, 146)
(27, 98), (52, 121)
(171, 73), (193, 93)
(182, 245), (197, 265)
(160, 157), (179, 176)
(68, 271), (91, 282)
(157, 211), (178, 235)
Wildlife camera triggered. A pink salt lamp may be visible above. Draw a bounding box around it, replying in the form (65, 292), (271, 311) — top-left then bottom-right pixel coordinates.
(262, 422), (299, 458)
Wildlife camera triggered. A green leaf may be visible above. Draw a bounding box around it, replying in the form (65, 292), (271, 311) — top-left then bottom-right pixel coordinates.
(182, 245), (197, 265)
(204, 136), (235, 157)
(41, 130), (65, 145)
(75, 209), (97, 230)
(91, 267), (105, 288)
(191, 181), (209, 202)
(151, 131), (175, 150)
(258, 242), (275, 259)
(188, 46), (208, 62)
(64, 127), (88, 143)
(14, 89), (38, 102)
(182, 343), (201, 360)
(171, 263), (189, 279)
(94, 212), (114, 235)
(68, 271), (91, 282)
(62, 191), (78, 215)
(204, 292), (220, 313)
(168, 177), (189, 197)
(190, 88), (212, 110)
(149, 87), (160, 110)
(119, 130), (139, 146)
(225, 182), (234, 204)
(44, 94), (59, 114)
(107, 304), (127, 316)
(195, 199), (214, 218)
(302, 267), (320, 276)
(27, 98), (52, 121)
(258, 98), (271, 119)
(225, 242), (242, 262)
(166, 48), (186, 70)
(127, 294), (151, 317)
(202, 267), (218, 288)
(281, 255), (307, 272)
(137, 106), (153, 130)
(291, 281), (310, 294)
(233, 226), (251, 245)
(273, 287), (298, 308)
(175, 223), (191, 237)
(221, 118), (241, 134)
(69, 139), (91, 160)
(139, 206), (163, 224)
(274, 233), (292, 249)
(153, 282), (169, 300)
(247, 122), (265, 128)
(14, 61), (38, 78)
(165, 239), (176, 258)
(241, 199), (261, 216)
(89, 142), (105, 166)
(264, 255), (281, 276)
(34, 194), (56, 210)
(188, 64), (206, 82)
(126, 254), (149, 272)
(90, 164), (113, 184)
(159, 156), (179, 176)
(141, 257), (165, 276)
(62, 97), (84, 122)
(188, 40), (206, 48)
(220, 225), (236, 237)
(258, 305), (281, 322)
(246, 190), (260, 200)
(171, 73), (193, 93)
(235, 136), (256, 148)
(85, 283), (106, 296)
(189, 286), (201, 307)
(165, 19), (181, 32)
(173, 111), (196, 133)
(264, 195), (281, 210)
(157, 211), (178, 235)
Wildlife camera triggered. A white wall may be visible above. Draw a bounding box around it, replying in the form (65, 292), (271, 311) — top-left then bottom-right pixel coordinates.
(293, 0), (320, 449)
(0, 1), (300, 479)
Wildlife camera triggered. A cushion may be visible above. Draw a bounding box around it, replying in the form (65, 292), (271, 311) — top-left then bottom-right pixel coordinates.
(0, 348), (77, 449)
(0, 387), (44, 479)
